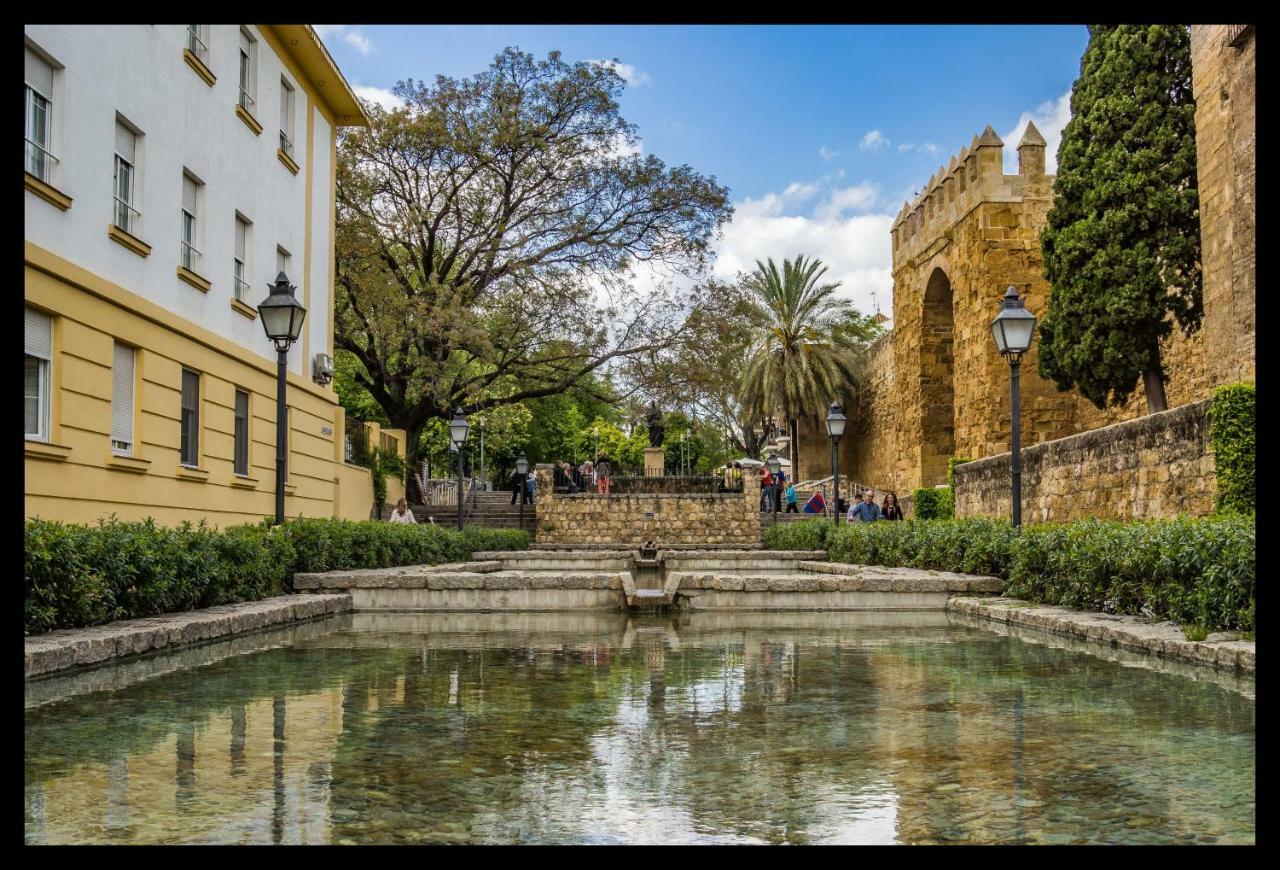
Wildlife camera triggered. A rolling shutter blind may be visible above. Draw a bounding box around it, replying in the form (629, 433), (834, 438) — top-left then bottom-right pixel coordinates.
(280, 82), (291, 131)
(25, 46), (53, 97)
(112, 343), (134, 448)
(182, 175), (197, 215)
(115, 121), (135, 162)
(25, 308), (52, 359)
(240, 30), (251, 57)
(235, 218), (247, 260)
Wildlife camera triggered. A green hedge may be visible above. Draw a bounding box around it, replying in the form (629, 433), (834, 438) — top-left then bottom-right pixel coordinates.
(767, 515), (1255, 633)
(1209, 383), (1255, 514)
(761, 518), (832, 551)
(24, 517), (528, 634)
(912, 486), (954, 519)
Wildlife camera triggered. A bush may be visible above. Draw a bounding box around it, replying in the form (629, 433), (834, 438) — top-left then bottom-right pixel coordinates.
(761, 518), (831, 551)
(826, 518), (1016, 578)
(947, 457), (972, 489)
(24, 516), (529, 634)
(912, 486), (954, 519)
(1209, 383), (1255, 514)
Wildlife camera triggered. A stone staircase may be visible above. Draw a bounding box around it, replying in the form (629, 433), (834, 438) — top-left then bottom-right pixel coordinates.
(398, 491), (538, 531)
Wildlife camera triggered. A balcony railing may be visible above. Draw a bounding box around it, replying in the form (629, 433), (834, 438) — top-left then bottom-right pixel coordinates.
(24, 138), (58, 183)
(112, 197), (141, 237)
(279, 130), (293, 157)
(180, 239), (203, 272)
(234, 275), (251, 301)
(238, 88), (255, 114)
(186, 26), (208, 63)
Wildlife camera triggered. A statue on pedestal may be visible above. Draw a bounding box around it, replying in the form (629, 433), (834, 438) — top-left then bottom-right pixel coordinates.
(646, 402), (665, 447)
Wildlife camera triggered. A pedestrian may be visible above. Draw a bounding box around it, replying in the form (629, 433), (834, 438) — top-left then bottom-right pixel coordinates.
(882, 491), (904, 521)
(595, 456), (612, 495)
(784, 481), (799, 512)
(848, 488), (882, 522)
(526, 470), (537, 505)
(758, 465), (772, 511)
(509, 467), (525, 505)
(580, 459), (595, 490)
(388, 497), (417, 524)
(773, 465), (787, 512)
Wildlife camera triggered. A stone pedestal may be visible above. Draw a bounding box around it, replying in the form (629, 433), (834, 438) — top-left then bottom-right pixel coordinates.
(644, 447), (665, 478)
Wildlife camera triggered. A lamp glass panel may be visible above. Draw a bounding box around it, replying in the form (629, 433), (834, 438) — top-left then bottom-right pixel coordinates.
(1003, 315), (1036, 353)
(287, 306), (307, 340)
(516, 455), (528, 474)
(826, 407), (847, 437)
(449, 416), (469, 446)
(261, 304), (294, 340)
(991, 319), (1009, 354)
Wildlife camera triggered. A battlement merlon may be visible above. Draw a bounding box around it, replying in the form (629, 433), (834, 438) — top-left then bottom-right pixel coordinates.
(892, 124), (1008, 231)
(1017, 120), (1048, 177)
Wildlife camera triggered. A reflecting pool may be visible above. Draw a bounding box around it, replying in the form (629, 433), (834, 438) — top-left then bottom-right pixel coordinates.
(25, 611), (1254, 845)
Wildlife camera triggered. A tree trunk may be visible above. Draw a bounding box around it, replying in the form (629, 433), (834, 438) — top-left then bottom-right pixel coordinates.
(1142, 345), (1168, 414)
(402, 420), (427, 503)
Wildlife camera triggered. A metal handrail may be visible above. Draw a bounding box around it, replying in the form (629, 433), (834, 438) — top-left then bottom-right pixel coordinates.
(186, 26), (208, 62)
(234, 275), (251, 301)
(238, 88), (255, 114)
(112, 196), (141, 236)
(279, 130), (293, 157)
(24, 138), (58, 183)
(179, 239), (203, 271)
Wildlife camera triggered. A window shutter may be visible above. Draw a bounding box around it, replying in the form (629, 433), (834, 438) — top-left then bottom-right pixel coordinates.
(112, 343), (135, 448)
(235, 218), (247, 260)
(280, 82), (290, 130)
(240, 29), (251, 57)
(182, 175), (197, 215)
(25, 307), (52, 360)
(25, 46), (53, 98)
(115, 121), (135, 163)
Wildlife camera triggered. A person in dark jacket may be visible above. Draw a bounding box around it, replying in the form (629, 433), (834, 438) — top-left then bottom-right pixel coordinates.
(510, 468), (531, 505)
(882, 491), (904, 521)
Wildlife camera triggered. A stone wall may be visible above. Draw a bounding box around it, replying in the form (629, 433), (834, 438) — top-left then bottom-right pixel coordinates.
(953, 399), (1216, 522)
(534, 463), (762, 546)
(1192, 24), (1256, 391)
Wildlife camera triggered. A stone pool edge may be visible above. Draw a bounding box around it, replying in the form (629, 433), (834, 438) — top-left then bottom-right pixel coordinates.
(947, 596), (1255, 675)
(24, 593), (353, 679)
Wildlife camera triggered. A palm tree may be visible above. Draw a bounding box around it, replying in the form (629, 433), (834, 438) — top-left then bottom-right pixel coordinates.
(738, 255), (878, 468)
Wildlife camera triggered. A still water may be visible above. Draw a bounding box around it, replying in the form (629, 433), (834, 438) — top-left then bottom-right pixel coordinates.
(25, 611), (1254, 845)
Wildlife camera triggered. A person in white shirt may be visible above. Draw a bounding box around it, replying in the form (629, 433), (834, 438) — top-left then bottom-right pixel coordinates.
(388, 497), (417, 524)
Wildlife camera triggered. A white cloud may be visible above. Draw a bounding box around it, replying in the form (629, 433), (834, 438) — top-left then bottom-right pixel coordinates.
(859, 130), (890, 153)
(897, 143), (913, 153)
(819, 145), (839, 161)
(311, 25), (373, 56)
(586, 59), (652, 87)
(897, 142), (941, 156)
(1003, 90), (1072, 174)
(712, 176), (893, 318)
(604, 131), (643, 159)
(353, 84), (400, 111)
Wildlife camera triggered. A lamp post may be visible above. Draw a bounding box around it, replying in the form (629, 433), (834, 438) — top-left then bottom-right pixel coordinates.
(825, 402), (847, 525)
(257, 272), (306, 526)
(593, 425), (599, 462)
(990, 286), (1037, 528)
(515, 451), (529, 532)
(766, 451), (781, 526)
(449, 408), (470, 531)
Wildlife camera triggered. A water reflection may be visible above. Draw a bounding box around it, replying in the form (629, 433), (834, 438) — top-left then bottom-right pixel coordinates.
(25, 611), (1254, 845)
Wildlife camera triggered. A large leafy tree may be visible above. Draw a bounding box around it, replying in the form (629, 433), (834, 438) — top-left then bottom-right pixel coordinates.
(1038, 25), (1200, 413)
(335, 48), (732, 474)
(737, 255), (883, 454)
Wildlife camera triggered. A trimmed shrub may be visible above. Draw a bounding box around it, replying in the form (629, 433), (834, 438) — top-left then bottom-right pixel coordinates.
(912, 486), (954, 519)
(24, 516), (529, 634)
(827, 518), (1016, 578)
(761, 518), (831, 551)
(1208, 383), (1255, 514)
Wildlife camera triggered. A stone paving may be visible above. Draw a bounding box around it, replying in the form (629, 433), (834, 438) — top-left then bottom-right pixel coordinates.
(24, 593), (351, 679)
(947, 596), (1255, 675)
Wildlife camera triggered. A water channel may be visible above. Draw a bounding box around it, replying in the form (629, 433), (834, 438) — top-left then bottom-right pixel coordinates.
(25, 611), (1255, 845)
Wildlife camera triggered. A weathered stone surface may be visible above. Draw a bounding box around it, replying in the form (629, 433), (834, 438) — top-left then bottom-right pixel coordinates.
(26, 594), (353, 678)
(482, 574), (531, 590)
(743, 577), (770, 592)
(948, 596), (1255, 675)
(426, 573), (487, 590)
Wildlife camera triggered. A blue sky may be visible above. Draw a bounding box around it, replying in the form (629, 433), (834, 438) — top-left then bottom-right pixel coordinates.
(315, 25), (1089, 318)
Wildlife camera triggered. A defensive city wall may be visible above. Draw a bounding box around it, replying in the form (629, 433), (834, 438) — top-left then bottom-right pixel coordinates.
(797, 25), (1253, 522)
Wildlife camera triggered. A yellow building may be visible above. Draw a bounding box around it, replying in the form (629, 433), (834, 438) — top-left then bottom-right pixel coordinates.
(24, 25), (399, 526)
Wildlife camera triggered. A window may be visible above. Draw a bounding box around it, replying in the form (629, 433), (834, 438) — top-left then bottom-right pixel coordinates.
(25, 45), (56, 182)
(113, 119), (140, 236)
(234, 389), (249, 476)
(112, 342), (135, 455)
(180, 173), (203, 272)
(234, 215), (250, 301)
(180, 368), (200, 467)
(276, 246), (291, 282)
(25, 307), (52, 441)
(238, 28), (256, 113)
(186, 25), (208, 63)
(279, 78), (295, 157)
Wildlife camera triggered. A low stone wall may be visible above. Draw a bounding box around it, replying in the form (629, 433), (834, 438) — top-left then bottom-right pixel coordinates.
(953, 399), (1216, 522)
(534, 463), (762, 546)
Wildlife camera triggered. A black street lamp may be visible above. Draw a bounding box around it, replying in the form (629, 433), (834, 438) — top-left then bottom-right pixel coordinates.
(825, 402), (847, 525)
(515, 451), (529, 532)
(766, 451), (781, 526)
(257, 272), (306, 526)
(990, 285), (1037, 528)
(449, 408), (470, 531)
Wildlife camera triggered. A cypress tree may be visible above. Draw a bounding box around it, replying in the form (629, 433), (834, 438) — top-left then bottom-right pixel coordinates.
(1038, 25), (1201, 413)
